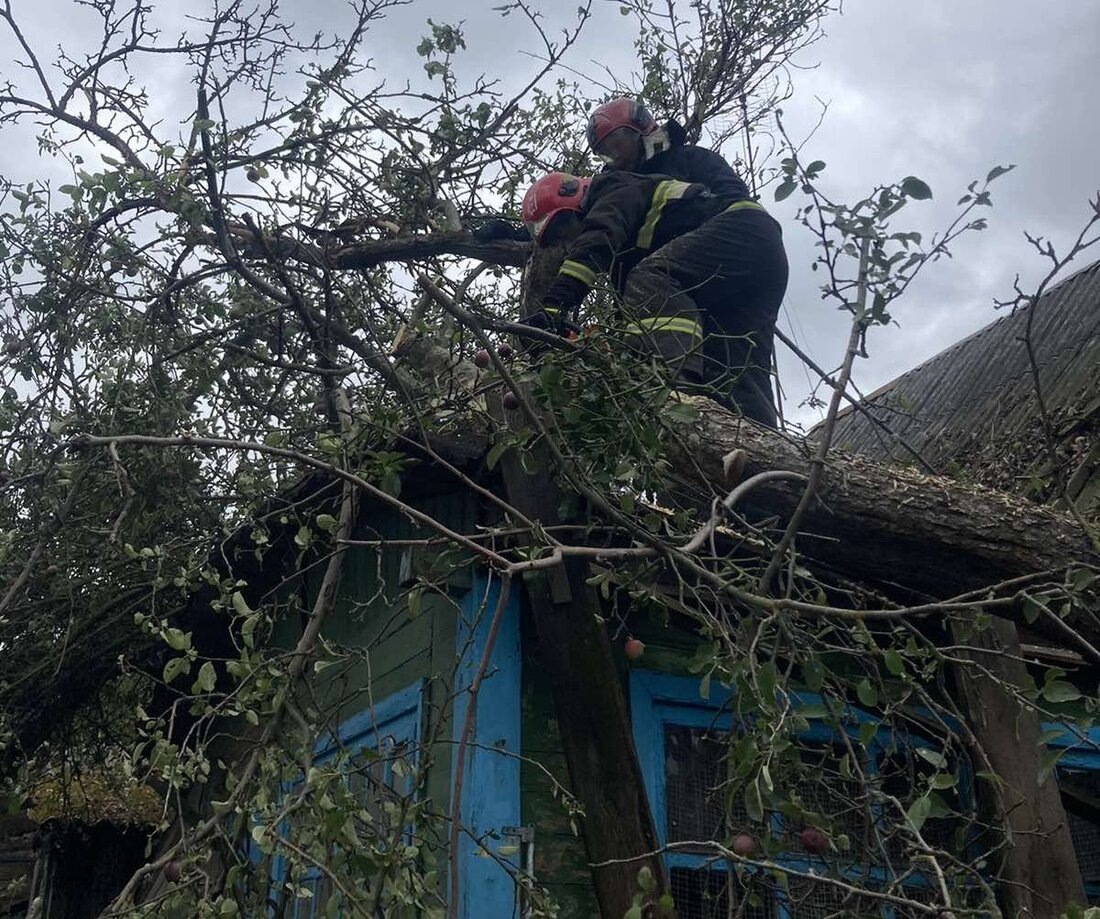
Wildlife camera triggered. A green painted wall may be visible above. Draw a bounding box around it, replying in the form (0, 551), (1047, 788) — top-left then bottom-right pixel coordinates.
(270, 488), (480, 839)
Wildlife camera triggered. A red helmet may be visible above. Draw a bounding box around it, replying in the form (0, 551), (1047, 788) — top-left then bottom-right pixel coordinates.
(522, 172), (591, 243)
(586, 97), (657, 150)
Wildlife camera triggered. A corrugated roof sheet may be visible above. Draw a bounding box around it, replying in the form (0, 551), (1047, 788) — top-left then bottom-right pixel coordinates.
(826, 259), (1100, 471)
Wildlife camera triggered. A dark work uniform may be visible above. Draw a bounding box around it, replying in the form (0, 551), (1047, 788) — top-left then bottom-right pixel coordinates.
(541, 169), (788, 428)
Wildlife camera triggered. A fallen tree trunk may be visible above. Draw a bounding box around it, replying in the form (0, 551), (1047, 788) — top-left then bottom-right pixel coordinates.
(401, 284), (1100, 647)
(664, 398), (1100, 603)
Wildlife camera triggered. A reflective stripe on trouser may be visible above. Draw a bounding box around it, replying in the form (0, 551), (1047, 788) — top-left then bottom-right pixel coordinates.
(622, 204), (788, 428)
(620, 277), (705, 381)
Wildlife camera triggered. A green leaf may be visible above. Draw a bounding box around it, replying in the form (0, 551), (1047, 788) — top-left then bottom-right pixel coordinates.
(315, 513), (339, 533)
(858, 721), (877, 749)
(757, 661), (778, 700)
(986, 164), (1015, 183)
(915, 747), (947, 769)
(381, 469), (402, 498)
(164, 628), (191, 652)
(241, 614), (259, 649)
(856, 678), (878, 708)
(1071, 569), (1098, 591)
(907, 795), (931, 832)
(637, 865), (656, 893)
(802, 658), (824, 692)
(883, 649), (904, 676)
(744, 777), (764, 822)
(294, 526), (313, 549)
(806, 160), (826, 175)
(193, 661), (217, 694)
(900, 176), (933, 200)
(485, 439), (509, 471)
(163, 656), (191, 684)
(625, 907), (642, 919)
(774, 179), (797, 202)
(1040, 746), (1068, 784)
(1043, 681), (1083, 704)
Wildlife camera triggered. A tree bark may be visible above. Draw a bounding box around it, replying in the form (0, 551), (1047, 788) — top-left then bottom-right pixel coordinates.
(228, 226), (530, 269)
(665, 398), (1100, 605)
(495, 432), (669, 918)
(953, 617), (1086, 918)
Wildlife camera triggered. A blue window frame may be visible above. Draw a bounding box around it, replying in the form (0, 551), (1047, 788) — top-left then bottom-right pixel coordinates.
(272, 680), (424, 918)
(631, 670), (951, 919)
(267, 572), (524, 919)
(1043, 724), (1100, 904)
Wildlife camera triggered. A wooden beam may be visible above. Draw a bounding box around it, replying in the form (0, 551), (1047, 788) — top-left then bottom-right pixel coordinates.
(495, 424), (668, 918)
(953, 618), (1086, 916)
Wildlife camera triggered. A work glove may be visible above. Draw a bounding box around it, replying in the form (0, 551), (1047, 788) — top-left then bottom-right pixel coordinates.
(471, 219), (529, 242)
(518, 308), (580, 356)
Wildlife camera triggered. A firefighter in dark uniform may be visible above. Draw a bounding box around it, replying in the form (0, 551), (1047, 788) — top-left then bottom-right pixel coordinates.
(520, 165), (787, 428)
(563, 97), (788, 427)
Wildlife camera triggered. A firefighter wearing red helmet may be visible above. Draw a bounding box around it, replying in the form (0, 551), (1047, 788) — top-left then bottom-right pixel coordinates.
(586, 96), (751, 200)
(519, 168), (787, 428)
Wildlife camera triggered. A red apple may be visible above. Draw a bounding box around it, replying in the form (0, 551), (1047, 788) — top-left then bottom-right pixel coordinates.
(246, 167), (261, 182)
(3, 338), (20, 356)
(732, 833), (756, 857)
(163, 860), (181, 883)
(799, 827), (829, 855)
(502, 391), (520, 411)
(473, 348), (491, 368)
(498, 342), (514, 359)
(624, 637), (645, 660)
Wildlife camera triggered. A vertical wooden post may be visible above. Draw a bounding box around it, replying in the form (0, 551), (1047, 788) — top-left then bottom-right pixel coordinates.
(496, 445), (668, 918)
(954, 617), (1085, 917)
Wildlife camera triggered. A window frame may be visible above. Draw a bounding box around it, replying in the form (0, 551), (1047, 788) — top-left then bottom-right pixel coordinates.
(272, 679), (425, 919)
(1045, 723), (1100, 903)
(630, 669), (944, 919)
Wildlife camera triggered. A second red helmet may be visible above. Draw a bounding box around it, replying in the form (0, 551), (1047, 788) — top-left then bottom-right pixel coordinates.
(586, 97), (657, 150)
(522, 172), (591, 244)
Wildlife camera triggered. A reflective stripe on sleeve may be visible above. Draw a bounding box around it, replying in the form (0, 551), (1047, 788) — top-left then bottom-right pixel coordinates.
(558, 259), (597, 287)
(636, 180), (694, 250)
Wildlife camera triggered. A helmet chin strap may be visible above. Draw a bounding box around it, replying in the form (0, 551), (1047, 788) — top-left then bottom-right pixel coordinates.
(641, 127), (670, 163)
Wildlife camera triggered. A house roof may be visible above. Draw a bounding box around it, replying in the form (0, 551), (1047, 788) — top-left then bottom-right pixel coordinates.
(827, 259), (1100, 483)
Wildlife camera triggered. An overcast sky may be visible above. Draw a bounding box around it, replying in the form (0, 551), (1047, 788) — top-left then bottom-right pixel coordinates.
(2, 0), (1097, 428)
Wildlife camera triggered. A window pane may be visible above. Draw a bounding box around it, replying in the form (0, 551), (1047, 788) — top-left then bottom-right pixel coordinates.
(344, 739), (418, 853)
(781, 745), (871, 855)
(876, 750), (967, 863)
(669, 866), (773, 919)
(1061, 770), (1100, 887)
(665, 724), (741, 843)
(784, 876), (884, 918)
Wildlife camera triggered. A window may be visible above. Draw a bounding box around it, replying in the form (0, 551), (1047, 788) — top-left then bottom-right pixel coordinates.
(274, 681), (423, 919)
(1046, 725), (1100, 905)
(631, 671), (949, 919)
